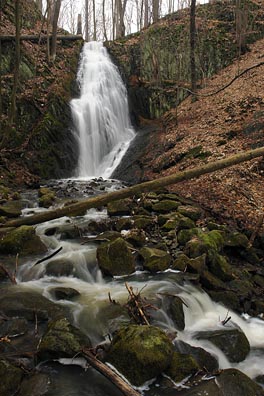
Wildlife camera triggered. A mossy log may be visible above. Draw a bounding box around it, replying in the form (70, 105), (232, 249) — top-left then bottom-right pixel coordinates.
(2, 146), (264, 228)
(0, 35), (83, 42)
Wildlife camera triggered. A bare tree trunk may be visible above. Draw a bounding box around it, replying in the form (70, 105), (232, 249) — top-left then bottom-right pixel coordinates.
(85, 0), (89, 41)
(9, 0), (21, 125)
(50, 0), (61, 62)
(190, 0), (196, 97)
(144, 0), (148, 27)
(152, 0), (159, 23)
(0, 0), (2, 132)
(77, 14), (82, 35)
(36, 0), (42, 13)
(92, 0), (96, 41)
(46, 0), (51, 61)
(3, 146), (264, 229)
(102, 0), (108, 41)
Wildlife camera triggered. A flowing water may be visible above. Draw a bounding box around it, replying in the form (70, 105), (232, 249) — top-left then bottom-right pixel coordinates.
(14, 42), (264, 394)
(70, 41), (135, 179)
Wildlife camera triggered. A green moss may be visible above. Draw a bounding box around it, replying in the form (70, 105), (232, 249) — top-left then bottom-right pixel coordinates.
(139, 246), (171, 272)
(107, 325), (173, 386)
(0, 225), (47, 255)
(165, 352), (199, 382)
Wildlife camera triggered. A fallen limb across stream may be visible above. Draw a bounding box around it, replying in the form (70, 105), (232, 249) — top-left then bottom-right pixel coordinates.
(82, 348), (140, 396)
(2, 146), (264, 228)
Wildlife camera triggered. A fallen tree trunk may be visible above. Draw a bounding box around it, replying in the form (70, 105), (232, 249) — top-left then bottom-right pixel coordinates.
(82, 348), (140, 396)
(2, 146), (264, 228)
(0, 35), (83, 42)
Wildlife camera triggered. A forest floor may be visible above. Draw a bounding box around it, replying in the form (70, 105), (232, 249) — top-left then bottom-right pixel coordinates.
(143, 38), (264, 233)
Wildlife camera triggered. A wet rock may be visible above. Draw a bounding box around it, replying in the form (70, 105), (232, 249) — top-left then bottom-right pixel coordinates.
(107, 198), (133, 216)
(115, 217), (133, 231)
(97, 237), (135, 276)
(0, 287), (66, 321)
(177, 228), (200, 245)
(0, 226), (47, 256)
(38, 318), (91, 360)
(200, 270), (228, 291)
(96, 303), (130, 335)
(152, 200), (180, 213)
(132, 215), (154, 229)
(165, 351), (199, 382)
(225, 231), (249, 248)
(177, 205), (202, 221)
(93, 231), (121, 242)
(0, 201), (22, 218)
(196, 328), (250, 363)
(0, 317), (28, 337)
(139, 246), (171, 272)
(46, 258), (75, 277)
(208, 291), (240, 312)
(50, 287), (80, 300)
(207, 252), (234, 282)
(18, 372), (50, 396)
(184, 230), (225, 258)
(217, 368), (264, 396)
(165, 295), (185, 330)
(106, 325), (173, 386)
(124, 228), (146, 247)
(172, 253), (206, 274)
(0, 359), (24, 396)
(174, 340), (219, 372)
(38, 187), (56, 208)
(229, 279), (253, 298)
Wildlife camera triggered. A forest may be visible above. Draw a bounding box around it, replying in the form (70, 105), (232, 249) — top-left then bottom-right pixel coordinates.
(0, 1), (264, 396)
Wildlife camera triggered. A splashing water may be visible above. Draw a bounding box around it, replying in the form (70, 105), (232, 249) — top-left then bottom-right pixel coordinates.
(71, 42), (135, 179)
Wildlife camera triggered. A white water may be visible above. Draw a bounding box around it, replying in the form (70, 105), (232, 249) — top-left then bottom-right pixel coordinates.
(71, 42), (135, 179)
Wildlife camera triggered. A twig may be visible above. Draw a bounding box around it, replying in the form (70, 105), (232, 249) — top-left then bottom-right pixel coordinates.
(125, 282), (150, 325)
(0, 264), (17, 284)
(34, 246), (63, 266)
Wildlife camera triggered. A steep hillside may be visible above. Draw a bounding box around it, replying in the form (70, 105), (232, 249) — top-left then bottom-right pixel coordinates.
(140, 37), (264, 234)
(0, 0), (83, 184)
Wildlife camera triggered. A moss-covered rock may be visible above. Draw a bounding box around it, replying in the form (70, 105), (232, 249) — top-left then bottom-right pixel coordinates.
(106, 325), (173, 386)
(0, 225), (47, 255)
(38, 318), (91, 360)
(124, 228), (146, 247)
(152, 200), (180, 213)
(184, 230), (225, 258)
(107, 199), (133, 216)
(165, 351), (199, 382)
(217, 368), (264, 396)
(0, 359), (24, 396)
(0, 201), (22, 218)
(200, 270), (228, 291)
(196, 328), (250, 363)
(46, 258), (75, 277)
(132, 215), (154, 230)
(207, 251), (234, 281)
(97, 237), (135, 276)
(139, 246), (171, 272)
(177, 228), (200, 245)
(177, 205), (202, 221)
(172, 253), (206, 274)
(18, 372), (50, 396)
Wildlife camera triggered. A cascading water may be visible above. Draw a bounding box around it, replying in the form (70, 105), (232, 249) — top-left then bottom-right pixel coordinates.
(71, 42), (135, 179)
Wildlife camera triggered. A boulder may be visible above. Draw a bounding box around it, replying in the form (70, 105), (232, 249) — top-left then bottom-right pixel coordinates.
(124, 228), (146, 247)
(107, 198), (133, 216)
(172, 253), (206, 274)
(50, 287), (80, 300)
(38, 318), (91, 360)
(38, 187), (56, 208)
(177, 205), (202, 221)
(106, 325), (173, 386)
(18, 372), (50, 396)
(184, 230), (225, 258)
(132, 215), (154, 230)
(139, 247), (171, 272)
(196, 328), (250, 363)
(165, 351), (199, 382)
(0, 359), (23, 396)
(200, 270), (228, 291)
(0, 226), (47, 256)
(174, 340), (219, 372)
(165, 295), (185, 331)
(46, 258), (75, 277)
(152, 200), (180, 213)
(207, 251), (234, 282)
(177, 228), (200, 246)
(0, 201), (22, 218)
(97, 237), (135, 276)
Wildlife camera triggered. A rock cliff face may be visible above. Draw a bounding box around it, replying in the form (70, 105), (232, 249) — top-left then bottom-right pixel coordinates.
(105, 0), (264, 121)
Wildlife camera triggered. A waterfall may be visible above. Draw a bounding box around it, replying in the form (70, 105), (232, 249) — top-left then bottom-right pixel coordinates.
(71, 42), (135, 179)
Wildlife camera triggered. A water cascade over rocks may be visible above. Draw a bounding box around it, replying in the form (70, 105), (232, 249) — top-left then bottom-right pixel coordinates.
(71, 41), (135, 179)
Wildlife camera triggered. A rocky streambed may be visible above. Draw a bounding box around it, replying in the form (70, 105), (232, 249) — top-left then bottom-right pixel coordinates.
(0, 179), (264, 396)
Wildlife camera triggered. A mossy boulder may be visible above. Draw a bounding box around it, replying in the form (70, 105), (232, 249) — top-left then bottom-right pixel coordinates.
(165, 351), (199, 382)
(115, 217), (133, 232)
(184, 230), (225, 258)
(124, 228), (146, 247)
(172, 253), (206, 274)
(0, 226), (47, 256)
(196, 328), (250, 363)
(0, 359), (24, 396)
(106, 325), (174, 386)
(152, 200), (180, 213)
(207, 251), (234, 281)
(177, 228), (200, 246)
(0, 201), (22, 218)
(38, 187), (56, 208)
(139, 246), (171, 272)
(38, 318), (91, 360)
(18, 372), (50, 396)
(200, 270), (228, 291)
(132, 215), (154, 230)
(97, 237), (135, 276)
(225, 231), (249, 248)
(107, 199), (133, 216)
(177, 205), (202, 221)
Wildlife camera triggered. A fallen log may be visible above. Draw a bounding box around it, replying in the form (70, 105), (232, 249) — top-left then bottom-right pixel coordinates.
(82, 348), (140, 396)
(0, 34), (83, 42)
(1, 146), (264, 229)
